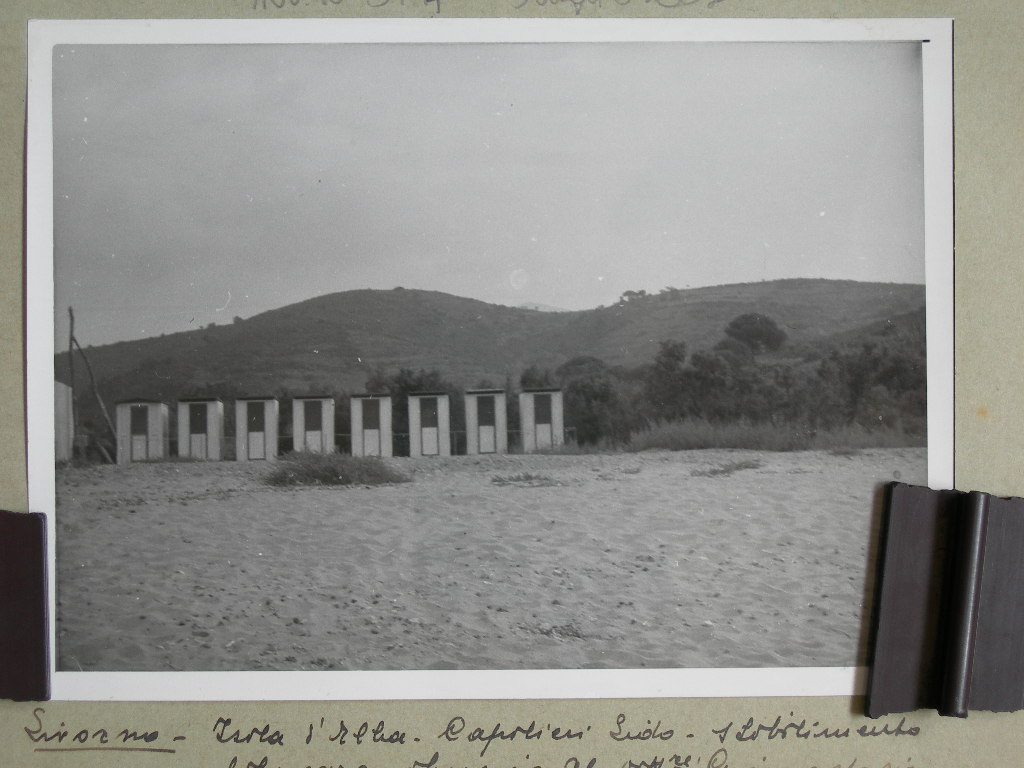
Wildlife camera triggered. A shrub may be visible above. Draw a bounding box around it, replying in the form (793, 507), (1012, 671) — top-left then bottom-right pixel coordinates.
(626, 418), (924, 453)
(627, 419), (813, 452)
(691, 459), (763, 477)
(491, 472), (560, 487)
(265, 452), (409, 487)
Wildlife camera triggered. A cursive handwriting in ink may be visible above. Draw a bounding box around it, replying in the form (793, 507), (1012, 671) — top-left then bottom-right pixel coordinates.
(305, 717), (407, 746)
(213, 717), (285, 747)
(439, 716), (587, 758)
(252, 0), (346, 9)
(856, 717), (920, 738)
(251, 0), (438, 10)
(249, 0), (729, 14)
(227, 757), (280, 768)
(713, 714), (919, 744)
(620, 755), (698, 768)
(510, 0), (729, 15)
(610, 713), (675, 742)
(733, 714), (851, 742)
(23, 707), (177, 753)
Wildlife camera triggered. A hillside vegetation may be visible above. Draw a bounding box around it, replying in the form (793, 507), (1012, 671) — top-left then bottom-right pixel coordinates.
(56, 278), (927, 453)
(57, 279), (922, 394)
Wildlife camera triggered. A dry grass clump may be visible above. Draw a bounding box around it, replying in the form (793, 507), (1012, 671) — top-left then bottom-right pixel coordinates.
(691, 459), (763, 478)
(491, 472), (560, 487)
(265, 452), (409, 487)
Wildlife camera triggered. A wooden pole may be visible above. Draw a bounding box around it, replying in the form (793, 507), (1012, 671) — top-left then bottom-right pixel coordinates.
(67, 307), (77, 459)
(72, 337), (116, 464)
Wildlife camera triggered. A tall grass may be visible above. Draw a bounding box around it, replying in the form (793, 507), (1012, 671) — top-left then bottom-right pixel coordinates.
(625, 419), (925, 453)
(265, 452), (410, 487)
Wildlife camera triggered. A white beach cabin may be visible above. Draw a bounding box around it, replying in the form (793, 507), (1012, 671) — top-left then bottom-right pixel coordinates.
(55, 381), (74, 462)
(176, 398), (224, 461)
(115, 400), (169, 464)
(408, 392), (451, 457)
(518, 388), (564, 453)
(292, 396), (335, 453)
(465, 388), (507, 455)
(350, 394), (392, 457)
(234, 397), (279, 461)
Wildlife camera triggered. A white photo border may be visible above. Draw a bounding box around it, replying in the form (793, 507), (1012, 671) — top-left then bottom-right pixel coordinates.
(26, 17), (954, 701)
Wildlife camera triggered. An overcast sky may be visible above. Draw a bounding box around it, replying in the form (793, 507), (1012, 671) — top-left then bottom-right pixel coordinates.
(52, 40), (925, 346)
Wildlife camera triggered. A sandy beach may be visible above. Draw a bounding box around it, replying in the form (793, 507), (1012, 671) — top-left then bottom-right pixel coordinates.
(54, 447), (926, 672)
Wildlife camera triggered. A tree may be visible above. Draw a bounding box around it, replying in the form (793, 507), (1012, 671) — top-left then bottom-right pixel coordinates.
(713, 336), (755, 368)
(520, 364), (553, 389)
(723, 313), (787, 354)
(555, 355), (609, 381)
(617, 289), (649, 305)
(679, 350), (729, 420)
(808, 342), (925, 432)
(643, 340), (688, 420)
(556, 356), (635, 445)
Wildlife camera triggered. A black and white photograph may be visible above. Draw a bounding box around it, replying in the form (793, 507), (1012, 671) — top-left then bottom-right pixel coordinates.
(29, 19), (953, 699)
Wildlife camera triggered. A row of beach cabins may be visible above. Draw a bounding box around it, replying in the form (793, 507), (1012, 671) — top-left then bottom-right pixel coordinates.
(57, 387), (567, 465)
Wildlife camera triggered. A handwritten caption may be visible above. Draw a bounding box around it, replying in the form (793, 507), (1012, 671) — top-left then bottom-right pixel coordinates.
(248, 0), (729, 15)
(22, 706), (921, 768)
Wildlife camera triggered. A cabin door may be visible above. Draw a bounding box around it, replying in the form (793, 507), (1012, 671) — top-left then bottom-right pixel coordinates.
(477, 395), (497, 454)
(362, 398), (381, 456)
(247, 401), (266, 460)
(304, 400), (323, 453)
(534, 393), (553, 449)
(130, 405), (149, 461)
(189, 402), (208, 459)
(420, 397), (439, 456)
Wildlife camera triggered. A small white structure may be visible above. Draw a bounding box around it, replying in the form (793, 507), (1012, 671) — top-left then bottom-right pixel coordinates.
(408, 392), (451, 457)
(292, 396), (335, 454)
(176, 398), (224, 460)
(518, 388), (564, 453)
(235, 397), (279, 461)
(115, 400), (169, 465)
(465, 389), (507, 455)
(55, 381), (74, 462)
(350, 395), (392, 457)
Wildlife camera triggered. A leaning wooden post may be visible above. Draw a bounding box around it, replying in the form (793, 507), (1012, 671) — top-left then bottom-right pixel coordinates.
(72, 337), (116, 464)
(67, 307), (77, 458)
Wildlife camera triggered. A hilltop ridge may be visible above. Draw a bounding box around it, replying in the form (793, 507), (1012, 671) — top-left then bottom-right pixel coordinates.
(55, 278), (925, 408)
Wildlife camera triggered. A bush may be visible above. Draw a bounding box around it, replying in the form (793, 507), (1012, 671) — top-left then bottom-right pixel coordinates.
(491, 472), (560, 487)
(625, 418), (924, 453)
(627, 419), (813, 452)
(691, 459), (763, 477)
(265, 452), (409, 487)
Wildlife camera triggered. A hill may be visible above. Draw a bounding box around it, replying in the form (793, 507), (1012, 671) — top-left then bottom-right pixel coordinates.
(55, 278), (925, 412)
